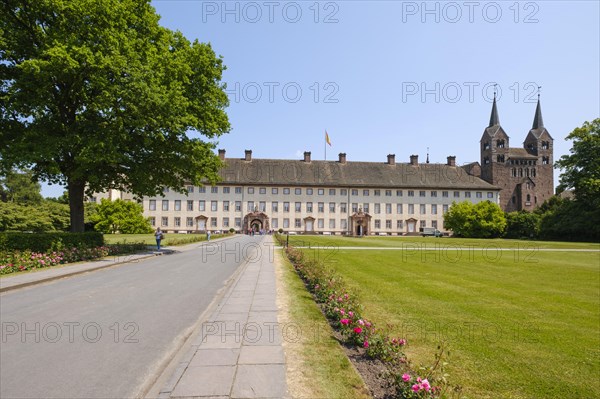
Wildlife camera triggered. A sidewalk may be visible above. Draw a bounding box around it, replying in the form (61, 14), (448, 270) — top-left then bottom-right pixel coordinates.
(157, 236), (288, 399)
(0, 235), (234, 293)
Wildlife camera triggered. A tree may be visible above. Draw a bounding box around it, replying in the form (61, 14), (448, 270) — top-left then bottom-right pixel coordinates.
(505, 211), (540, 239)
(0, 169), (43, 204)
(556, 119), (600, 208)
(91, 199), (152, 234)
(444, 200), (506, 238)
(1, 0), (230, 232)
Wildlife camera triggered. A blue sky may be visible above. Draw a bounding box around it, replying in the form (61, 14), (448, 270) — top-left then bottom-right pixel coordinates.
(41, 1), (600, 197)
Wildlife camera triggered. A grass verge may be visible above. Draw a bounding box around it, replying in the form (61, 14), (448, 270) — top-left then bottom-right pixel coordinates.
(274, 248), (370, 399)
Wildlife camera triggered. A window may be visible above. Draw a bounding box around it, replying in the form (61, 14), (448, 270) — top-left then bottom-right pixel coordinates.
(329, 219), (335, 229)
(465, 192), (471, 198)
(307, 188), (313, 195)
(396, 204), (403, 214)
(150, 217), (156, 226)
(340, 189), (347, 196)
(420, 204), (426, 214)
(374, 190), (381, 196)
(272, 201), (279, 212)
(454, 191), (460, 198)
(363, 189), (370, 196)
(329, 202), (336, 213)
(295, 202), (302, 212)
(352, 203), (358, 212)
(542, 141), (549, 149)
(199, 187), (206, 193)
(307, 202), (313, 212)
(223, 187), (230, 194)
(396, 190), (403, 197)
(259, 187), (266, 194)
(432, 220), (438, 229)
(174, 200), (181, 211)
(385, 190), (392, 197)
(374, 203), (381, 214)
(431, 204), (437, 215)
(329, 189), (336, 195)
(283, 219), (290, 228)
(223, 217), (229, 227)
(149, 200), (156, 211)
(317, 218), (324, 229)
(235, 187), (242, 194)
(248, 187), (255, 194)
(186, 217), (193, 227)
(295, 188), (302, 195)
(211, 217), (217, 227)
(318, 202), (325, 212)
(341, 219), (347, 230)
(542, 156), (549, 165)
(442, 191), (449, 198)
(318, 188), (324, 195)
(187, 200), (194, 211)
(161, 217), (168, 227)
(284, 188), (290, 195)
(235, 218), (242, 227)
(420, 220), (426, 228)
(476, 192), (483, 198)
(487, 192), (494, 199)
(484, 157), (490, 164)
(430, 191), (437, 197)
(295, 218), (302, 228)
(211, 201), (218, 211)
(386, 203), (392, 214)
(408, 204), (414, 214)
(223, 201), (230, 211)
(363, 203), (369, 213)
(408, 190), (415, 197)
(271, 218), (278, 228)
(283, 202), (290, 212)
(419, 191), (426, 197)
(272, 188), (279, 194)
(443, 204), (449, 214)
(532, 168), (536, 177)
(187, 186), (194, 193)
(162, 200), (169, 211)
(497, 139), (505, 148)
(247, 201), (254, 211)
(340, 203), (347, 213)
(386, 220), (392, 229)
(352, 189), (359, 196)
(174, 217), (181, 227)
(163, 187), (170, 193)
(259, 201), (266, 212)
(235, 201), (241, 211)
(526, 194), (531, 202)
(397, 220), (403, 229)
(497, 155), (505, 162)
(483, 142), (490, 150)
(374, 220), (381, 229)
(211, 186), (218, 194)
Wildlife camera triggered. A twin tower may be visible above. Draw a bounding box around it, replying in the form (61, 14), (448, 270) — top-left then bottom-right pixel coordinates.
(478, 95), (553, 212)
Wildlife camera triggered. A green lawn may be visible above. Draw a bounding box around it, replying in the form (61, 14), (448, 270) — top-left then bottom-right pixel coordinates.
(291, 236), (600, 399)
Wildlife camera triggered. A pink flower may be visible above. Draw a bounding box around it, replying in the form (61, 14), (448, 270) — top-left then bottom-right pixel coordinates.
(340, 319), (350, 325)
(412, 384), (421, 392)
(353, 327), (363, 334)
(344, 294), (349, 300)
(340, 309), (345, 315)
(417, 377), (422, 383)
(402, 373), (411, 382)
(348, 311), (354, 317)
(421, 379), (431, 391)
(399, 339), (407, 345)
(363, 340), (369, 348)
(358, 319), (365, 326)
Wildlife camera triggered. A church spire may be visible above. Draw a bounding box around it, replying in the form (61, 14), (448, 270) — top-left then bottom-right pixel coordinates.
(532, 88), (544, 129)
(488, 88), (500, 127)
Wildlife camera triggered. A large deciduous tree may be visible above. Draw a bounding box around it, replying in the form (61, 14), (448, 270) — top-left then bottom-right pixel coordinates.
(0, 169), (43, 204)
(91, 198), (152, 234)
(0, 0), (230, 232)
(444, 200), (506, 238)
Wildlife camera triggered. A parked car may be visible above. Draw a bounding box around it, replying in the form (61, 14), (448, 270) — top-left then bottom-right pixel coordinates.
(421, 227), (443, 237)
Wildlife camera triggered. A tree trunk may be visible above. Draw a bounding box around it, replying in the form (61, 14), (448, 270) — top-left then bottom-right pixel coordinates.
(68, 179), (86, 233)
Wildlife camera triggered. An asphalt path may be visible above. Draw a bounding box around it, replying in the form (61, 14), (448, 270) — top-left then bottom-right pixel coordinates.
(0, 235), (266, 399)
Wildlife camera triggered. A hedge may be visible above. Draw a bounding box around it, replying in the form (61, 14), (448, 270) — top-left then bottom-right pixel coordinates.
(0, 232), (104, 253)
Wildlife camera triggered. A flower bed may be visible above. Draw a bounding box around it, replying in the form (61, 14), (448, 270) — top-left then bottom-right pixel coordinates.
(0, 243), (147, 275)
(279, 236), (457, 398)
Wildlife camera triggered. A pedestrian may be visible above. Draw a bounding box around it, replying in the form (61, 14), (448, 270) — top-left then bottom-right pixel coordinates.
(207, 231), (211, 241)
(155, 227), (163, 250)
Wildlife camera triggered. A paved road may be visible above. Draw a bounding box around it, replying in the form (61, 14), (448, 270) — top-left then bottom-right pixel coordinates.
(0, 235), (266, 399)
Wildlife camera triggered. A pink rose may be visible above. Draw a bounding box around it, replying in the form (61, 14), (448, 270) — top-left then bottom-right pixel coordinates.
(402, 373), (411, 382)
(421, 379), (431, 391)
(363, 340), (369, 348)
(353, 327), (363, 334)
(412, 384), (421, 392)
(340, 319), (350, 325)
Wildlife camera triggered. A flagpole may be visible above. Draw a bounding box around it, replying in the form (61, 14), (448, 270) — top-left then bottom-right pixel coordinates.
(324, 131), (327, 160)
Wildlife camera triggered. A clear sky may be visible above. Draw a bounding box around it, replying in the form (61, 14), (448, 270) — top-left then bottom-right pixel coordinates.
(41, 0), (600, 197)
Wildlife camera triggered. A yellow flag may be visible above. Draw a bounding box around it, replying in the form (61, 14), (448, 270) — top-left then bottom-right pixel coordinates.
(325, 131), (332, 146)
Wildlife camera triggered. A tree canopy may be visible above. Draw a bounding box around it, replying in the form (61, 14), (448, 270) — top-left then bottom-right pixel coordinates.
(0, 169), (43, 204)
(91, 199), (152, 234)
(444, 200), (506, 238)
(0, 0), (230, 232)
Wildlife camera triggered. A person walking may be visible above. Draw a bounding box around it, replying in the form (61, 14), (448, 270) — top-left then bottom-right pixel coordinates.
(155, 227), (163, 250)
(206, 231), (211, 242)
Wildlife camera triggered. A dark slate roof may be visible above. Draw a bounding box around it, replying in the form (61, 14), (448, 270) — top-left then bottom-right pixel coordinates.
(489, 96), (500, 127)
(528, 98), (553, 140)
(217, 158), (499, 190)
(508, 148), (538, 159)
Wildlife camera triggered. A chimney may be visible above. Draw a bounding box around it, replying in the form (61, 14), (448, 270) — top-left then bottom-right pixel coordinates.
(338, 153), (347, 164)
(244, 149), (252, 161)
(387, 154), (396, 165)
(447, 156), (456, 166)
(410, 154), (419, 166)
(218, 149), (226, 160)
(304, 151), (311, 162)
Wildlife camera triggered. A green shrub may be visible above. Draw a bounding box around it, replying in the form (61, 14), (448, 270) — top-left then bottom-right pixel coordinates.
(0, 232), (104, 252)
